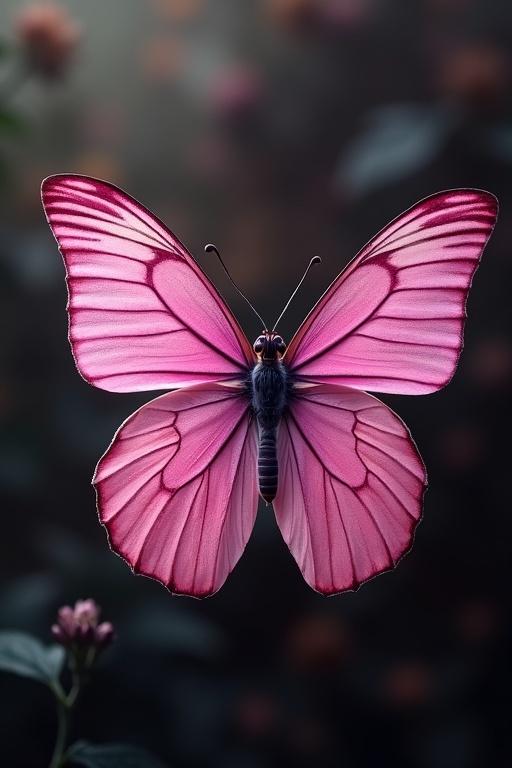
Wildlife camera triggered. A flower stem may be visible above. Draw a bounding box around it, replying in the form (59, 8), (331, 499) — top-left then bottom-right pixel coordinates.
(49, 697), (68, 768)
(48, 672), (82, 768)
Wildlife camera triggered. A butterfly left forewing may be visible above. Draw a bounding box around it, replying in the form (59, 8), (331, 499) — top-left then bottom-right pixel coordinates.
(42, 174), (254, 392)
(94, 381), (258, 598)
(274, 383), (426, 594)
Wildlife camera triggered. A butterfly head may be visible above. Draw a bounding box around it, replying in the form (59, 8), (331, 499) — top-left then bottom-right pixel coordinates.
(253, 332), (287, 362)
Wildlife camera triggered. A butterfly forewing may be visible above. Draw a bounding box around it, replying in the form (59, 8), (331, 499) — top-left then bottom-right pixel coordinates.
(41, 175), (254, 392)
(286, 190), (497, 394)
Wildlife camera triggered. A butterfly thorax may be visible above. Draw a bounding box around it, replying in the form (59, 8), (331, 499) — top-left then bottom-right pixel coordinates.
(251, 333), (289, 504)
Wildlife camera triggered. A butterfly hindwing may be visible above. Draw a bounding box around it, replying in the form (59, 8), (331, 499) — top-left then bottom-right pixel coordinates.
(41, 175), (254, 392)
(274, 384), (426, 594)
(94, 382), (258, 597)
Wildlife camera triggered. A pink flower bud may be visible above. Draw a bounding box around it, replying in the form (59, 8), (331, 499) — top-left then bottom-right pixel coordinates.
(95, 622), (115, 649)
(16, 2), (81, 79)
(52, 599), (114, 653)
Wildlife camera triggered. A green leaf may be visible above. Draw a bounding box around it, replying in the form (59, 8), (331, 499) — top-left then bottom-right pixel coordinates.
(0, 109), (27, 136)
(67, 742), (168, 768)
(336, 104), (459, 197)
(0, 631), (65, 685)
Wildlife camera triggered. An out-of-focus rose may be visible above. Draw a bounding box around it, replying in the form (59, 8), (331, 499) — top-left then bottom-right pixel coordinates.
(437, 44), (509, 107)
(209, 67), (263, 120)
(16, 2), (80, 79)
(286, 613), (350, 672)
(52, 598), (114, 651)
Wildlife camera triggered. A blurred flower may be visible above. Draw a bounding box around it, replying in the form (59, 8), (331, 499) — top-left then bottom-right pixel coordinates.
(209, 67), (263, 120)
(469, 338), (512, 389)
(439, 424), (484, 471)
(15, 2), (81, 79)
(382, 661), (434, 708)
(286, 613), (350, 672)
(237, 692), (278, 737)
(150, 0), (204, 21)
(264, 0), (317, 32)
(266, 0), (370, 34)
(52, 598), (114, 651)
(456, 599), (501, 645)
(437, 44), (509, 108)
(140, 36), (183, 82)
(316, 0), (371, 31)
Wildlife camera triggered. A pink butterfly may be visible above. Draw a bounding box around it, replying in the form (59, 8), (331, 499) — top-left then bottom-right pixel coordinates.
(41, 176), (497, 597)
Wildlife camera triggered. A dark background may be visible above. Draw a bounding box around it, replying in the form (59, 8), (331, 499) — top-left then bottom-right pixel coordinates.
(0, 1), (511, 766)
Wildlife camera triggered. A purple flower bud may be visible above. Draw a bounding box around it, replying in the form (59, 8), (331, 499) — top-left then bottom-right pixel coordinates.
(51, 623), (66, 643)
(52, 599), (114, 653)
(56, 606), (76, 639)
(74, 599), (100, 628)
(95, 622), (115, 650)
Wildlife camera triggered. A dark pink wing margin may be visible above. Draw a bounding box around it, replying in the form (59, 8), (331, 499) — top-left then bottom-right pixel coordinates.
(41, 175), (254, 392)
(274, 384), (426, 595)
(286, 190), (498, 394)
(94, 381), (258, 597)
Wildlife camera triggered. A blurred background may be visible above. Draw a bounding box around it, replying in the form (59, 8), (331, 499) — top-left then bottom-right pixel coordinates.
(0, 1), (511, 766)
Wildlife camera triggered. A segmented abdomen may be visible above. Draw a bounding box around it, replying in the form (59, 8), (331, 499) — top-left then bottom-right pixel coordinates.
(258, 428), (278, 503)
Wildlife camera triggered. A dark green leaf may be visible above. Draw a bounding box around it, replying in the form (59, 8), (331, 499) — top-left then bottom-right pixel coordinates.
(0, 109), (27, 135)
(0, 631), (65, 685)
(67, 741), (168, 768)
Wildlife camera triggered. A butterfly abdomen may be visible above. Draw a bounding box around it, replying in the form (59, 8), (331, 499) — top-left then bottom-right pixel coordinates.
(258, 428), (278, 503)
(251, 360), (288, 504)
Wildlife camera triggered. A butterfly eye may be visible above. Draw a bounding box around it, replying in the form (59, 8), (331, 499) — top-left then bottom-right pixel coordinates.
(274, 336), (287, 354)
(253, 337), (265, 354)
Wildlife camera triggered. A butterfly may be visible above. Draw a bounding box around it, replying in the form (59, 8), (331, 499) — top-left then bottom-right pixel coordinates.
(41, 176), (497, 597)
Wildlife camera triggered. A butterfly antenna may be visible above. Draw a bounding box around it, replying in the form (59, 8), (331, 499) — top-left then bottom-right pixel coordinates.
(205, 244), (268, 330)
(272, 256), (322, 332)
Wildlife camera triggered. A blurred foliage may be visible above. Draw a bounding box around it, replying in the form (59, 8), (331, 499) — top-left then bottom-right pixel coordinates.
(0, 630), (64, 685)
(68, 741), (168, 768)
(336, 104), (459, 197)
